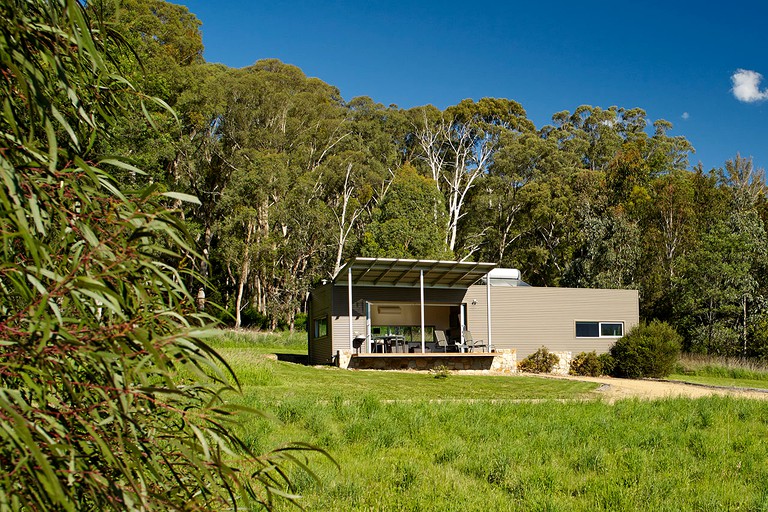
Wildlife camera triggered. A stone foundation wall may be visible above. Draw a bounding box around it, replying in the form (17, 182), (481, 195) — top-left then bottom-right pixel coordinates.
(489, 349), (517, 374)
(551, 351), (572, 375)
(336, 349), (517, 373)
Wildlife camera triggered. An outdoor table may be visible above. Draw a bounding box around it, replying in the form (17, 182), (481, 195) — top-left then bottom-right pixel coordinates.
(383, 335), (406, 353)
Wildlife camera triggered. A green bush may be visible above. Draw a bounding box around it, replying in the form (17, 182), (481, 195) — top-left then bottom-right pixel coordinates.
(610, 321), (682, 378)
(294, 312), (308, 331)
(518, 347), (559, 373)
(598, 352), (616, 376)
(569, 351), (604, 377)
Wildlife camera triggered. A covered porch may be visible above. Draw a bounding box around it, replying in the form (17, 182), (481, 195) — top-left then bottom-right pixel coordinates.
(337, 258), (497, 355)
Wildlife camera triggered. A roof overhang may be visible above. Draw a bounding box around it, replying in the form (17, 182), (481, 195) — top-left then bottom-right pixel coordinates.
(334, 257), (497, 289)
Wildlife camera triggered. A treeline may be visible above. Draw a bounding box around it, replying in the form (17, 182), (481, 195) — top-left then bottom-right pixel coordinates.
(98, 0), (767, 357)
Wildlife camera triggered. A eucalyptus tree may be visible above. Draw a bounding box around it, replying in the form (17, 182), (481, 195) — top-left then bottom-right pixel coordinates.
(718, 154), (766, 212)
(88, 0), (206, 185)
(410, 98), (535, 256)
(317, 97), (409, 276)
(361, 164), (451, 260)
(0, 1), (317, 509)
(673, 216), (765, 355)
(460, 129), (574, 266)
(547, 106), (625, 171)
(699, 154), (768, 354)
(205, 60), (352, 325)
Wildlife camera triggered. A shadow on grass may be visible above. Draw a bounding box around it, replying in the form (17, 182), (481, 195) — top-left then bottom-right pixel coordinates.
(276, 353), (309, 365)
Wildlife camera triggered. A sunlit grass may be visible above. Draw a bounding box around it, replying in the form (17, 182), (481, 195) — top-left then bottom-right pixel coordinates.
(211, 329), (307, 352)
(208, 333), (768, 510)
(677, 352), (768, 377)
(258, 396), (768, 511)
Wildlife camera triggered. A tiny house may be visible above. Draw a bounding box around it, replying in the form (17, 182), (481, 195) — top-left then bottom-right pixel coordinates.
(307, 257), (639, 365)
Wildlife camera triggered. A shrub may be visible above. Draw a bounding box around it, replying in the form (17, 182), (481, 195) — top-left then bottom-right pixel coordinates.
(294, 312), (308, 331)
(569, 351), (604, 377)
(518, 347), (559, 373)
(598, 352), (616, 376)
(610, 321), (682, 378)
(240, 307), (271, 329)
(429, 364), (451, 379)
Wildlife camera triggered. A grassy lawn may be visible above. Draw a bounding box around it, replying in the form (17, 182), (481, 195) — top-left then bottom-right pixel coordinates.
(212, 330), (597, 403)
(212, 332), (768, 511)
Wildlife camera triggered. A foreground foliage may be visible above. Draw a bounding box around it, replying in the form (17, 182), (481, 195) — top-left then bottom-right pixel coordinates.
(0, 2), (314, 509)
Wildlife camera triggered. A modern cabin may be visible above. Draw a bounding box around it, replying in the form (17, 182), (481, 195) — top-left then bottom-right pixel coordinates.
(307, 257), (639, 366)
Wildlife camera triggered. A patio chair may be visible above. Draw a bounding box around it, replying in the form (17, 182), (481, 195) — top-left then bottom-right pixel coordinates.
(462, 330), (487, 352)
(434, 330), (453, 352)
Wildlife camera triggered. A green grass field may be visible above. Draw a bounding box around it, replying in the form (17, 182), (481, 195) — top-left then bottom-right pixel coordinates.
(212, 332), (768, 511)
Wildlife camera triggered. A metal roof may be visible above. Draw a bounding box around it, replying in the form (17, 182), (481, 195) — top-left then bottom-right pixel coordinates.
(334, 257), (497, 289)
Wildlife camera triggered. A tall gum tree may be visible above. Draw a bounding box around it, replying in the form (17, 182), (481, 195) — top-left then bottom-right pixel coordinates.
(361, 164), (451, 259)
(411, 98), (535, 256)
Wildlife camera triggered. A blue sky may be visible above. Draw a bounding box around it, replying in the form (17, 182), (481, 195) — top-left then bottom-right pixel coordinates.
(177, 0), (768, 173)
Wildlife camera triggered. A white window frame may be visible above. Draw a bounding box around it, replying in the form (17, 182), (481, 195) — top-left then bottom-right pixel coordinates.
(575, 321), (624, 338)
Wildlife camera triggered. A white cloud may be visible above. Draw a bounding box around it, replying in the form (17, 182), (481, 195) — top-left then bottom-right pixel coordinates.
(731, 69), (768, 102)
(681, 112), (690, 120)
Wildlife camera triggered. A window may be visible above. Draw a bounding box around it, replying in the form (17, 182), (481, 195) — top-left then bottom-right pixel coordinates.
(576, 321), (623, 338)
(313, 317), (328, 338)
(600, 323), (623, 337)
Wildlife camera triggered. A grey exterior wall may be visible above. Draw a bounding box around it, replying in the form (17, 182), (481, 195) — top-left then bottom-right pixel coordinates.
(309, 282), (639, 364)
(463, 285), (639, 358)
(308, 282), (333, 364)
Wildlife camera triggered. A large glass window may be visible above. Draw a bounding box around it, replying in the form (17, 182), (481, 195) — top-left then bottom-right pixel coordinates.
(313, 317), (328, 338)
(576, 321), (623, 338)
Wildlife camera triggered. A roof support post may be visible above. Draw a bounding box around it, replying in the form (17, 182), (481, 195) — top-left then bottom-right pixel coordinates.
(486, 274), (492, 351)
(348, 266), (354, 350)
(420, 269), (426, 353)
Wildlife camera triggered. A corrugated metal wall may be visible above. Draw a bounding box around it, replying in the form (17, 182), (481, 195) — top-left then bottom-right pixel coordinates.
(308, 283), (333, 364)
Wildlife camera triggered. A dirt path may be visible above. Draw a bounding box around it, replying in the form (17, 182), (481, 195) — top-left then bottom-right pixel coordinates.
(539, 373), (768, 401)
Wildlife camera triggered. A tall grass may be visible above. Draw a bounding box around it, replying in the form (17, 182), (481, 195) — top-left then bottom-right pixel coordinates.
(208, 335), (768, 511)
(213, 329), (307, 351)
(675, 353), (768, 382)
(249, 395), (768, 511)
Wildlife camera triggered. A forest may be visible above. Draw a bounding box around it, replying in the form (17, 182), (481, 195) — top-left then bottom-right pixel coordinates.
(102, 0), (767, 357)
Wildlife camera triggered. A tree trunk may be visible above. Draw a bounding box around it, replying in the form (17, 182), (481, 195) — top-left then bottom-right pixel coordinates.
(234, 220), (254, 329)
(743, 295), (748, 356)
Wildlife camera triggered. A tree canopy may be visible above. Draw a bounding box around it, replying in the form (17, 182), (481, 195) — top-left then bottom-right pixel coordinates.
(95, 0), (766, 356)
